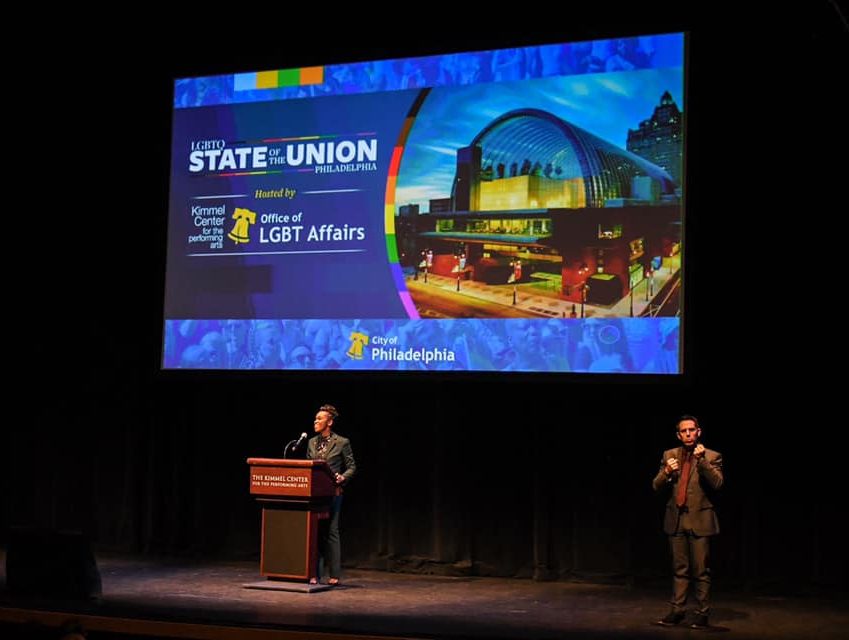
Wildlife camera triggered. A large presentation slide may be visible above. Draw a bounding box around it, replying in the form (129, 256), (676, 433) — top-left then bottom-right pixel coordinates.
(163, 33), (684, 373)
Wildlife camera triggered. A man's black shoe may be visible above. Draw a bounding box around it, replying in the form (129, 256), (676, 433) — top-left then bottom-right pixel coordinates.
(690, 614), (709, 628)
(657, 611), (686, 626)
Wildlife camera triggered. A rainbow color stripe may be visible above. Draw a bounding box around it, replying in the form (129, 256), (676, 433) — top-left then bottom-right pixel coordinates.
(234, 67), (325, 91)
(384, 90), (433, 320)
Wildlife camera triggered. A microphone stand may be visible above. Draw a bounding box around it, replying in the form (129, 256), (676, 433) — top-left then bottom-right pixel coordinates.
(283, 439), (298, 459)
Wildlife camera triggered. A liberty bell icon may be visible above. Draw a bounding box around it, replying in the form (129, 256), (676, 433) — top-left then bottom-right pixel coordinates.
(228, 207), (256, 244)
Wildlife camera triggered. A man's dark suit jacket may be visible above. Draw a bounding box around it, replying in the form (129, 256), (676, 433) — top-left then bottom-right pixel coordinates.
(652, 447), (723, 536)
(307, 433), (357, 483)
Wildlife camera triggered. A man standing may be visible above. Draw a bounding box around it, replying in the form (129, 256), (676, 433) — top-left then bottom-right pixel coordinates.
(653, 416), (723, 628)
(307, 404), (356, 586)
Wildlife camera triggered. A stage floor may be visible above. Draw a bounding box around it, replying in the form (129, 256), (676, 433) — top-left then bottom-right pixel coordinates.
(1, 553), (847, 640)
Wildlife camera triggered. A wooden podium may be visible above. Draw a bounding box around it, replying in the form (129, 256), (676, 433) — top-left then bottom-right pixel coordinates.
(244, 458), (337, 592)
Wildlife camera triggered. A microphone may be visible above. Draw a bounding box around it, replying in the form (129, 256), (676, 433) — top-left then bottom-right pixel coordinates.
(284, 432), (309, 459)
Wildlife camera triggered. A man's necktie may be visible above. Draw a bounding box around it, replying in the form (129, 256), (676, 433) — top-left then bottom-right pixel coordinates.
(675, 451), (692, 508)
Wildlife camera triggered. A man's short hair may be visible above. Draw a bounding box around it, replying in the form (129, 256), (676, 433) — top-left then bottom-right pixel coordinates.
(319, 404), (339, 420)
(677, 415), (699, 431)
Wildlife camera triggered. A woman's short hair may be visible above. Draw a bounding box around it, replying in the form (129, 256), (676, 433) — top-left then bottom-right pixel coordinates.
(319, 404), (339, 420)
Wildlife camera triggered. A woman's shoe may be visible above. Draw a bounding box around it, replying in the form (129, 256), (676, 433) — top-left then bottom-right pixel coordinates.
(328, 578), (341, 586)
(309, 577), (318, 585)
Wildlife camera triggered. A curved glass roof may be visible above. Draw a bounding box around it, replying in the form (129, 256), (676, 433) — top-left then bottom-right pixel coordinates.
(466, 108), (676, 208)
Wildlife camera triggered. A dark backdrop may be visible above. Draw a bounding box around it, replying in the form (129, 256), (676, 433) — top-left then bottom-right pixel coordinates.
(6, 3), (845, 593)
